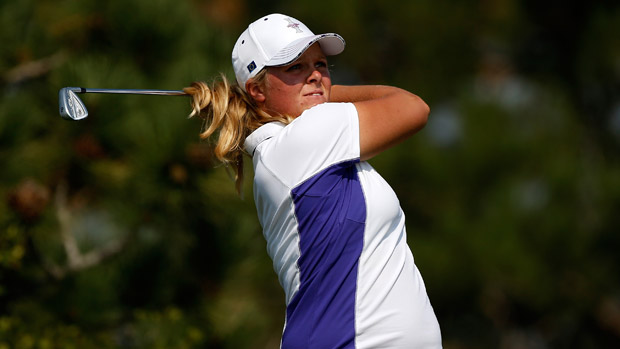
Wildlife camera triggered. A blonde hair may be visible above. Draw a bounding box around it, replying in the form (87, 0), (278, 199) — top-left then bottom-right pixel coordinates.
(183, 70), (292, 194)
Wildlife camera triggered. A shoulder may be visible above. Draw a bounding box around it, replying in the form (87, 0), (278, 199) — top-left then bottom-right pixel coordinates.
(296, 102), (358, 122)
(282, 102), (359, 149)
(250, 102), (361, 187)
(284, 102), (359, 140)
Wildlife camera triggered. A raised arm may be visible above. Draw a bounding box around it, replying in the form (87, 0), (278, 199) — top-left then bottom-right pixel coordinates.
(330, 85), (430, 161)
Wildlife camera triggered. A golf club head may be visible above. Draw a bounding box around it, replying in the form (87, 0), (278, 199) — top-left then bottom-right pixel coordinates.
(59, 87), (88, 120)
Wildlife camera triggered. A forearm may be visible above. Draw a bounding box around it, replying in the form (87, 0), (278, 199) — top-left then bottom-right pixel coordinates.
(330, 85), (412, 103)
(330, 84), (430, 127)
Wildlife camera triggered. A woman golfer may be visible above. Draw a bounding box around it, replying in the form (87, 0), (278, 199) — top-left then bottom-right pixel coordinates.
(185, 13), (442, 348)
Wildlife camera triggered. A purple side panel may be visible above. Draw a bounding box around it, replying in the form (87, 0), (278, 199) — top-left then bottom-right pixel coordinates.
(282, 160), (365, 349)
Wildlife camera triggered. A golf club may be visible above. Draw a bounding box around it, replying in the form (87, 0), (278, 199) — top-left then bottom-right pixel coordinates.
(59, 87), (188, 121)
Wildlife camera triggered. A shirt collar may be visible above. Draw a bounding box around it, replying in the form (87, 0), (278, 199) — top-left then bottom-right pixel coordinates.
(244, 122), (286, 156)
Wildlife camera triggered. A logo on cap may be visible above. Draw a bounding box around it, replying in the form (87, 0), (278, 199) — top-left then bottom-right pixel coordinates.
(285, 18), (302, 33)
(247, 61), (257, 73)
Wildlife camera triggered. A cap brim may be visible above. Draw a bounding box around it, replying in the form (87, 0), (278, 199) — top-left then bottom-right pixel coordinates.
(266, 33), (345, 67)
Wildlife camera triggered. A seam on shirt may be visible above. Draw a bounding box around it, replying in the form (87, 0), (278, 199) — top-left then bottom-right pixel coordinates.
(354, 162), (369, 348)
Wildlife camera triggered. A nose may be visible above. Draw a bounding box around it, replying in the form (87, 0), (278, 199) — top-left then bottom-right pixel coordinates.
(307, 69), (322, 84)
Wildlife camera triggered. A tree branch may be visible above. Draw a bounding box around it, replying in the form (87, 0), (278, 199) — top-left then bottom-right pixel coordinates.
(46, 182), (129, 279)
(3, 51), (67, 85)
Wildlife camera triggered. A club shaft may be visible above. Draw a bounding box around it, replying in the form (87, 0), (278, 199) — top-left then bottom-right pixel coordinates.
(75, 87), (187, 96)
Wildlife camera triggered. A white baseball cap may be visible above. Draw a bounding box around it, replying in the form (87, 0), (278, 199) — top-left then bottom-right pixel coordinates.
(232, 13), (345, 91)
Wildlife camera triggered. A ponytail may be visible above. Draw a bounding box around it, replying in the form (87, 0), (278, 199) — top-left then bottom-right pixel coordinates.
(183, 72), (291, 194)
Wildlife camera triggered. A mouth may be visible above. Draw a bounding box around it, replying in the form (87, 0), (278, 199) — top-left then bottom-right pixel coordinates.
(304, 91), (324, 97)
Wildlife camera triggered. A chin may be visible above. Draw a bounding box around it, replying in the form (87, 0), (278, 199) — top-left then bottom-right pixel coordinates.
(307, 99), (327, 109)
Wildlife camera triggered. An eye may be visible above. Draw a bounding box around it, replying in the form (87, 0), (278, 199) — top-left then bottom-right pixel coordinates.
(315, 60), (327, 68)
(286, 64), (302, 72)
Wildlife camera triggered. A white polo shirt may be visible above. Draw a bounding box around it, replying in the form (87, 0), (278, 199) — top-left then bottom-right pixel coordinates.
(245, 102), (441, 348)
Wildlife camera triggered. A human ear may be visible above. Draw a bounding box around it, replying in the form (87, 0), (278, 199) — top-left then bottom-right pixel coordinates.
(246, 80), (266, 104)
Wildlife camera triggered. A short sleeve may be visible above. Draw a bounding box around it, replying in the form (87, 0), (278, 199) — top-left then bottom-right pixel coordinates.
(255, 102), (360, 188)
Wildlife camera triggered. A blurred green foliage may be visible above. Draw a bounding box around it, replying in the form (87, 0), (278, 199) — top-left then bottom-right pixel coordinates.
(1, 0), (619, 348)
